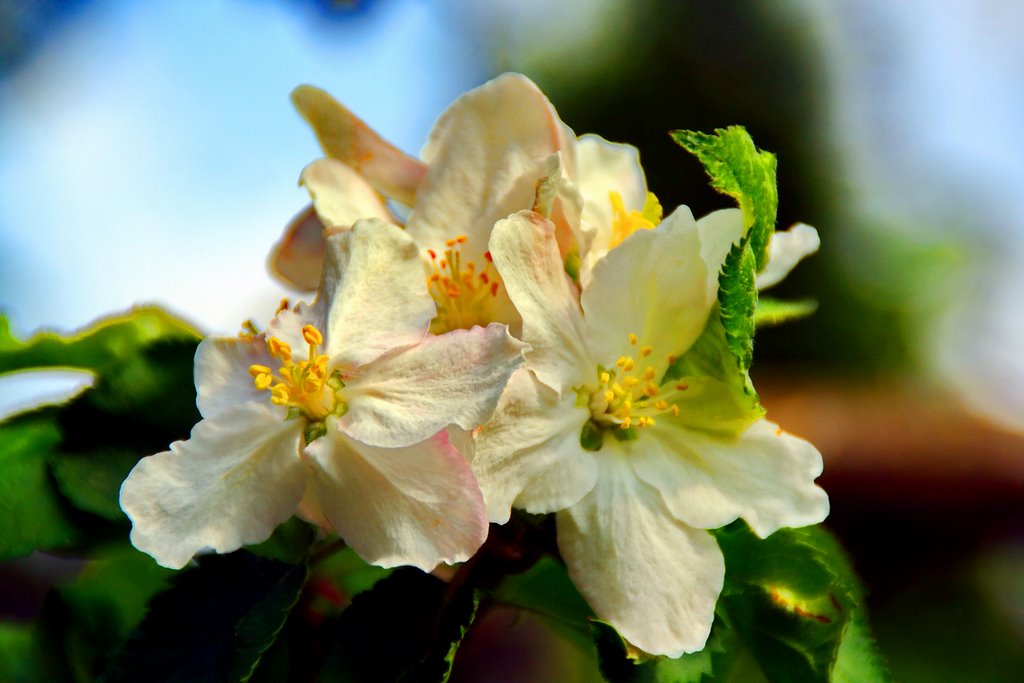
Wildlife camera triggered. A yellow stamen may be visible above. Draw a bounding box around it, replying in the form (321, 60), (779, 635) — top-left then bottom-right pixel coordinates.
(608, 191), (663, 248)
(426, 237), (501, 333)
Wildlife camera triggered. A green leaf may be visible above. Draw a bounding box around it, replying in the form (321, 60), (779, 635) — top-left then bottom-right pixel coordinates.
(712, 522), (857, 683)
(831, 614), (891, 683)
(318, 567), (478, 683)
(0, 415), (82, 560)
(671, 127), (779, 376)
(0, 622), (44, 683)
(0, 309), (202, 557)
(29, 543), (175, 682)
(754, 298), (818, 328)
(102, 552), (307, 683)
(493, 556), (594, 652)
(591, 618), (733, 683)
(670, 127), (778, 271)
(663, 307), (764, 433)
(716, 238), (758, 373)
(0, 307), (199, 377)
(246, 518), (316, 565)
(314, 545), (394, 600)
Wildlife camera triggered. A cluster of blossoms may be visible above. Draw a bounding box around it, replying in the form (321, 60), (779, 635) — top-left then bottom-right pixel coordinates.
(120, 74), (828, 658)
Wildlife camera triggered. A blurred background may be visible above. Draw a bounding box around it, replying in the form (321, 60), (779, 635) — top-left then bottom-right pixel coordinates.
(1, 0), (1022, 680)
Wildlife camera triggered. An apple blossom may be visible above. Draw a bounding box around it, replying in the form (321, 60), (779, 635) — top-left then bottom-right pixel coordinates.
(471, 209), (829, 657)
(120, 220), (527, 570)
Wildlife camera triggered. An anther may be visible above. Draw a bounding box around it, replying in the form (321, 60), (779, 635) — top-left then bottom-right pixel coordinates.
(640, 346), (653, 357)
(629, 333), (638, 346)
(302, 325), (323, 346)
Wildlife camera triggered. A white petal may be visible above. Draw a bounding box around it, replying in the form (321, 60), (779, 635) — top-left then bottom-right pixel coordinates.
(581, 207), (711, 375)
(756, 223), (821, 290)
(303, 427), (487, 570)
(193, 335), (276, 420)
(556, 457), (724, 656)
(291, 84), (427, 206)
(268, 204), (326, 291)
(489, 211), (591, 392)
(695, 207), (745, 303)
(470, 368), (598, 523)
(300, 158), (392, 231)
(339, 323), (527, 448)
(576, 135), (647, 255)
(119, 404), (307, 569)
(407, 73), (566, 257)
(633, 419), (829, 537)
(311, 220), (435, 366)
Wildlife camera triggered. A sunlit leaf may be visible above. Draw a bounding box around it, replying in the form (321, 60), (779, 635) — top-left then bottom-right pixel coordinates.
(754, 298), (818, 328)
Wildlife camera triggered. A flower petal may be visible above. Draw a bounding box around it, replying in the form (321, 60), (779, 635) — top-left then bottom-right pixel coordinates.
(470, 368), (598, 523)
(633, 419), (829, 537)
(193, 335), (277, 420)
(303, 427), (487, 570)
(291, 84), (427, 206)
(581, 206), (711, 375)
(301, 158), (392, 231)
(339, 323), (527, 448)
(695, 207), (744, 303)
(119, 403), (306, 569)
(576, 134), (647, 251)
(489, 211), (591, 392)
(310, 219), (435, 366)
(756, 223), (820, 290)
(407, 73), (566, 257)
(268, 204), (327, 291)
(556, 457), (724, 656)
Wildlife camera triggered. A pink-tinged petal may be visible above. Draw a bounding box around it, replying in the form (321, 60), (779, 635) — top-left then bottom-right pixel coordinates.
(556, 457), (724, 657)
(489, 211), (591, 393)
(303, 428), (487, 570)
(407, 73), (567, 257)
(695, 207), (744, 304)
(268, 204), (326, 292)
(581, 206), (711, 375)
(471, 369), (598, 523)
(756, 223), (820, 290)
(291, 84), (427, 206)
(310, 220), (435, 366)
(193, 335), (277, 420)
(633, 419), (829, 537)
(300, 158), (392, 230)
(119, 404), (307, 569)
(339, 323), (527, 448)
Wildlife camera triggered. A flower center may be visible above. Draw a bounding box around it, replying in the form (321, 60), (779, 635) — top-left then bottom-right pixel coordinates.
(426, 235), (501, 333)
(249, 323), (347, 425)
(608, 190), (663, 249)
(579, 332), (688, 450)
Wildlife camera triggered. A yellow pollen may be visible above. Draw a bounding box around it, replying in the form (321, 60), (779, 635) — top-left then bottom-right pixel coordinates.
(585, 331), (682, 438)
(302, 324), (323, 346)
(252, 324), (338, 423)
(608, 191), (663, 249)
(426, 237), (501, 333)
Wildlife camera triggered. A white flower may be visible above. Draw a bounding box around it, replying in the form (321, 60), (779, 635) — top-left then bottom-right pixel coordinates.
(120, 220), (527, 570)
(271, 73), (575, 334)
(472, 209), (829, 657)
